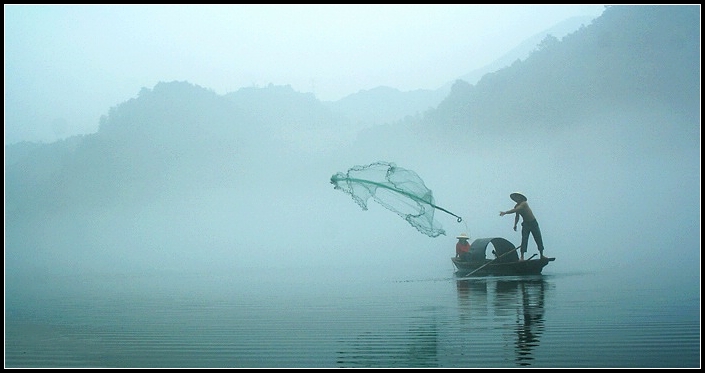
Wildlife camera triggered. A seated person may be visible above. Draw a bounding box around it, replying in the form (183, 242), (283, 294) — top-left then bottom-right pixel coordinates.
(456, 233), (472, 261)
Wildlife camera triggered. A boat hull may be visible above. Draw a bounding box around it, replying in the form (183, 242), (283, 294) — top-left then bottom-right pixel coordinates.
(452, 257), (555, 277)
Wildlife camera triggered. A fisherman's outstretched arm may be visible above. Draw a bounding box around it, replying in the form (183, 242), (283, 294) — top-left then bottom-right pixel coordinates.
(500, 201), (526, 216)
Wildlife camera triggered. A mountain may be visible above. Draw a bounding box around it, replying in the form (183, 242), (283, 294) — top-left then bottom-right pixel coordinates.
(326, 86), (447, 127)
(452, 15), (600, 89)
(327, 15), (602, 128)
(417, 5), (699, 139)
(5, 5), (700, 276)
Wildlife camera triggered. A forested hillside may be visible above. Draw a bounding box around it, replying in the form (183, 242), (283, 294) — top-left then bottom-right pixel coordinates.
(419, 5), (699, 138)
(5, 5), (699, 277)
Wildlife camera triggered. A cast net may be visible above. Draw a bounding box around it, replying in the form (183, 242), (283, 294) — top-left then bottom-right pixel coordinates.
(330, 161), (462, 238)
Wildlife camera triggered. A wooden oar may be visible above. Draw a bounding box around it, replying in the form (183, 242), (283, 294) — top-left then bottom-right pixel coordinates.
(465, 246), (521, 277)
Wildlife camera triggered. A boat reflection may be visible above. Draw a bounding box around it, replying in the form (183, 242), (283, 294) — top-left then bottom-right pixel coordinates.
(456, 277), (547, 366)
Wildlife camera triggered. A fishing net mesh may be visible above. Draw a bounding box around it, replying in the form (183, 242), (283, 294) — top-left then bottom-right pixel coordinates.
(330, 161), (447, 237)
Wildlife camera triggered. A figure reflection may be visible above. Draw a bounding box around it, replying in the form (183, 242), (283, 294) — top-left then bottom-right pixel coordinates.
(498, 278), (546, 366)
(456, 277), (547, 367)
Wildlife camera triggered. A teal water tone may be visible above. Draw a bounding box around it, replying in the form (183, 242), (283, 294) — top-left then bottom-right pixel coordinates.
(5, 265), (699, 368)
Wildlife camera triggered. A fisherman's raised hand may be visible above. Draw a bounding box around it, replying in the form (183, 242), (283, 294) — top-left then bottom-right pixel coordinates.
(499, 211), (505, 216)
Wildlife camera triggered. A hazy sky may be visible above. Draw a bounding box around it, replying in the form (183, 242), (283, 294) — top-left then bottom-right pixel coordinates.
(4, 5), (605, 144)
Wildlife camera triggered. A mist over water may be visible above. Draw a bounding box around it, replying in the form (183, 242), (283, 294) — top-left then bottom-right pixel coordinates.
(5, 6), (699, 368)
(5, 101), (698, 292)
(5, 88), (698, 286)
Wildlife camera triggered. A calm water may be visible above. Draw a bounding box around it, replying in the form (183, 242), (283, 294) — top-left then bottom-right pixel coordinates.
(5, 264), (700, 368)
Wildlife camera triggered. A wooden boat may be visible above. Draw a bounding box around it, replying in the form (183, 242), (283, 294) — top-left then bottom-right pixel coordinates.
(452, 237), (555, 277)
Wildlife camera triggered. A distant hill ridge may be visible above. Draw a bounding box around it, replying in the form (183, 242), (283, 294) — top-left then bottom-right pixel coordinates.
(5, 5), (699, 212)
(4, 5), (699, 277)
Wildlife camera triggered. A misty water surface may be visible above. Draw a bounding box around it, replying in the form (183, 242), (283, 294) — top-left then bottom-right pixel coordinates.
(4, 262), (699, 368)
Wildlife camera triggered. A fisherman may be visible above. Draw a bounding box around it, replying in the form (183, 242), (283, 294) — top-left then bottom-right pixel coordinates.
(499, 192), (548, 261)
(455, 233), (472, 261)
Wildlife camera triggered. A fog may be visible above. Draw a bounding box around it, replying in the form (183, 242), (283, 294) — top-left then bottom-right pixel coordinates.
(5, 6), (699, 300)
(4, 5), (605, 145)
(6, 100), (698, 288)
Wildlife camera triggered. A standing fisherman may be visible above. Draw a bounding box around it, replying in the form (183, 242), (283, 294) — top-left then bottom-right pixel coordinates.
(500, 192), (548, 261)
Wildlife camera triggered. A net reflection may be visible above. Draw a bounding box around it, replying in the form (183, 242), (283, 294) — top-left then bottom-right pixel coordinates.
(456, 277), (547, 367)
